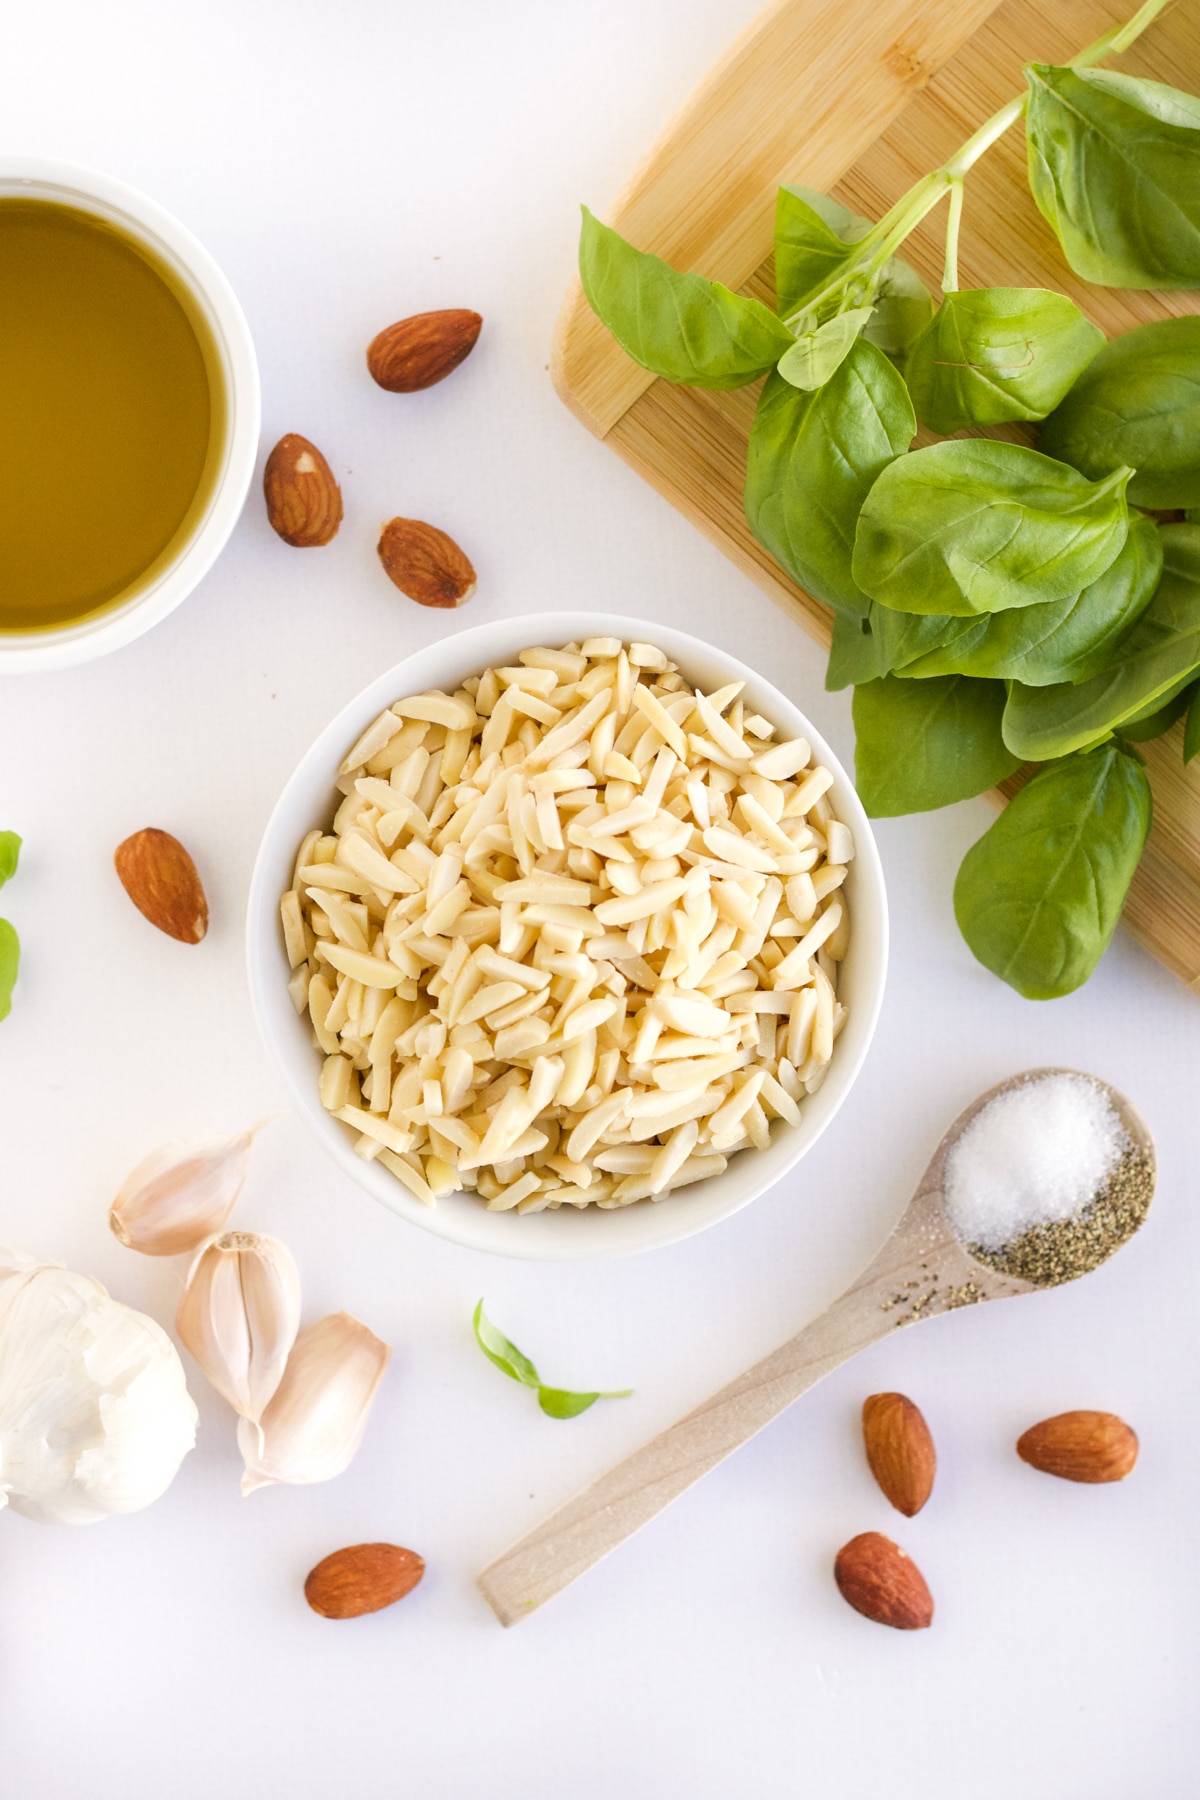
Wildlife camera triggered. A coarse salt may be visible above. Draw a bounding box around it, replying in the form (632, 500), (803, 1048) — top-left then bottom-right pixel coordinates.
(944, 1073), (1128, 1252)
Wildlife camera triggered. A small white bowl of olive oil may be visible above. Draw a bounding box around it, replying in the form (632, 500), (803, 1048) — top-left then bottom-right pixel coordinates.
(0, 157), (260, 670)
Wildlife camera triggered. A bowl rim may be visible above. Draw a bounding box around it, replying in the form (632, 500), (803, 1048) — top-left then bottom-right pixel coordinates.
(246, 611), (889, 1261)
(0, 154), (261, 672)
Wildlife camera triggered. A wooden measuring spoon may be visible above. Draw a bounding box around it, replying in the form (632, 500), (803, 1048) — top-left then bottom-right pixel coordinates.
(477, 1069), (1153, 1626)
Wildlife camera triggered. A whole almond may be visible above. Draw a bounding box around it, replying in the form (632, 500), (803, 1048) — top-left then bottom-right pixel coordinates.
(377, 517), (476, 607)
(114, 829), (208, 945)
(862, 1392), (936, 1516)
(367, 309), (482, 392)
(833, 1531), (934, 1631)
(263, 434), (343, 547)
(1016, 1411), (1138, 1483)
(304, 1543), (425, 1619)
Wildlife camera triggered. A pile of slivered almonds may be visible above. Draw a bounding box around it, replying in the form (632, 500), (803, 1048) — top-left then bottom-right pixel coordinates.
(280, 638), (853, 1214)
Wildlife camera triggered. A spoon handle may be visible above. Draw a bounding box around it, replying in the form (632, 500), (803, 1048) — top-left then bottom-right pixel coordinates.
(477, 1192), (984, 1626)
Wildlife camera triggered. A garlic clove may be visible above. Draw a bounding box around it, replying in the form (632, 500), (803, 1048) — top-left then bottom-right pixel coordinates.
(237, 1311), (390, 1495)
(109, 1128), (261, 1256)
(0, 1247), (197, 1525)
(177, 1231), (301, 1422)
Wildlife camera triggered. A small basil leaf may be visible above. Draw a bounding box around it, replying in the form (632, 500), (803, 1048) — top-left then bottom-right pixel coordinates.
(472, 1302), (631, 1418)
(0, 832), (21, 889)
(777, 307), (875, 390)
(1039, 317), (1200, 510)
(0, 919), (18, 1024)
(744, 340), (915, 618)
(954, 743), (1152, 998)
(1185, 683), (1200, 763)
(904, 288), (1103, 434)
(864, 259), (935, 365)
(1119, 676), (1199, 743)
(893, 513), (1163, 687)
(852, 674), (1020, 816)
(1025, 64), (1200, 289)
(472, 1300), (541, 1388)
(579, 208), (794, 390)
(1003, 523), (1200, 759)
(853, 440), (1131, 617)
(537, 1387), (601, 1419)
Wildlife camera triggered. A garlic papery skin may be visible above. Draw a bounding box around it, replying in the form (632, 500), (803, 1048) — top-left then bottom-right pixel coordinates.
(177, 1232), (301, 1422)
(237, 1311), (390, 1495)
(0, 1247), (197, 1525)
(109, 1128), (259, 1256)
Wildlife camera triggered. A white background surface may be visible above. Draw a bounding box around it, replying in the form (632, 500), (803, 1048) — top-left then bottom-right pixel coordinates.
(1, 3), (1197, 1795)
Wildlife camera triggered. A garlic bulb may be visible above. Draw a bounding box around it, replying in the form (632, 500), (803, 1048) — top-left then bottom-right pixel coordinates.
(0, 1246), (197, 1525)
(238, 1311), (390, 1495)
(177, 1232), (301, 1423)
(110, 1128), (258, 1256)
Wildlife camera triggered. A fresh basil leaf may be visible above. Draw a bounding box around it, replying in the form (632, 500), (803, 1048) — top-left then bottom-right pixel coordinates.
(0, 919), (18, 1024)
(472, 1299), (541, 1388)
(954, 743), (1152, 998)
(1039, 317), (1200, 510)
(1025, 64), (1200, 289)
(536, 1387), (601, 1419)
(744, 340), (915, 618)
(904, 288), (1103, 434)
(579, 207), (794, 390)
(774, 187), (932, 359)
(853, 440), (1132, 618)
(0, 832), (20, 889)
(1119, 675), (1198, 742)
(852, 674), (1020, 816)
(1185, 682), (1200, 762)
(1003, 522), (1200, 759)
(892, 513), (1163, 687)
(778, 307), (875, 390)
(472, 1301), (631, 1418)
(537, 1384), (632, 1419)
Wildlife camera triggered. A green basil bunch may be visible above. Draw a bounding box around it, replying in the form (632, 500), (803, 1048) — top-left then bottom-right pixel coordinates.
(576, 0), (1200, 996)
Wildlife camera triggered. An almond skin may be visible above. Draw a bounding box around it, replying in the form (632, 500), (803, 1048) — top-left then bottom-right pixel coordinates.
(862, 1392), (936, 1517)
(114, 829), (208, 945)
(833, 1532), (934, 1630)
(263, 434), (343, 547)
(304, 1543), (425, 1619)
(377, 517), (476, 607)
(367, 309), (482, 392)
(1016, 1411), (1138, 1483)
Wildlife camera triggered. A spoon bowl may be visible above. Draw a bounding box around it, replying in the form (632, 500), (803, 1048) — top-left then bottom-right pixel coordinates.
(478, 1068), (1154, 1626)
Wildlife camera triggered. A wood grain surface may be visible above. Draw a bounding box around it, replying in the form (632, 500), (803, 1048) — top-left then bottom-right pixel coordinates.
(552, 0), (1200, 993)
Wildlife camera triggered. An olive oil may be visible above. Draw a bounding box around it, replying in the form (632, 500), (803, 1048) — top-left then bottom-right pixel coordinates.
(0, 199), (224, 632)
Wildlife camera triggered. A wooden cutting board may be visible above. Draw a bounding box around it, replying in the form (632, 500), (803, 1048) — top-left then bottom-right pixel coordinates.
(552, 0), (1200, 994)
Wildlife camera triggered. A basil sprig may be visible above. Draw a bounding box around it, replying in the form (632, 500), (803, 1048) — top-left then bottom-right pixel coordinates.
(472, 1301), (632, 1420)
(576, 0), (1198, 998)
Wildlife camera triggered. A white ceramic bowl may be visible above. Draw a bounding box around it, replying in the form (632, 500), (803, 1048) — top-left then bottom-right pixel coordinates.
(0, 157), (260, 671)
(247, 613), (888, 1260)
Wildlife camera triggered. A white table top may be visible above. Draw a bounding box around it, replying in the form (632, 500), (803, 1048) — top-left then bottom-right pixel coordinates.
(2, 3), (1196, 1795)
